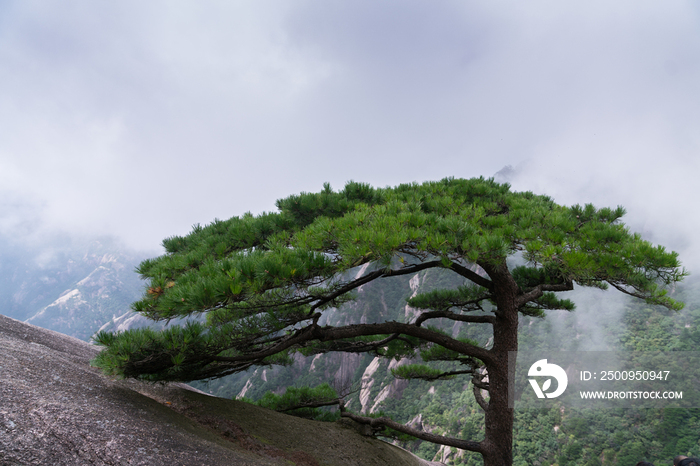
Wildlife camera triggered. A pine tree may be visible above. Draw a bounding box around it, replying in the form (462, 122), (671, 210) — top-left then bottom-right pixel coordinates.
(93, 177), (686, 466)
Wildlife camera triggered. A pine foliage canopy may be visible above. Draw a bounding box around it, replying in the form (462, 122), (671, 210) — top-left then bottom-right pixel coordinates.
(92, 177), (686, 465)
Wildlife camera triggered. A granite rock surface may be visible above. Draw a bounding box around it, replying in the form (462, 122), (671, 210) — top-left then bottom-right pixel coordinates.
(0, 314), (442, 466)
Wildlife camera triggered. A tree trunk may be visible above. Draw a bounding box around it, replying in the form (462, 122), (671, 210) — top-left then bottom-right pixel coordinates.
(481, 357), (515, 465)
(480, 262), (520, 466)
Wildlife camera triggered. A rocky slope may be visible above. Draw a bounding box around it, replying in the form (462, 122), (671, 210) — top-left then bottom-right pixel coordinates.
(0, 313), (442, 466)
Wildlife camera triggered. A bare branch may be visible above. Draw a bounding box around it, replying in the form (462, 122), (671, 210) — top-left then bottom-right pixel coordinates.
(339, 402), (483, 453)
(279, 398), (343, 412)
(607, 281), (651, 300)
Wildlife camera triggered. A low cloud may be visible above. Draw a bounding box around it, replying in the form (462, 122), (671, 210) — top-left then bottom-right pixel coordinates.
(0, 1), (696, 260)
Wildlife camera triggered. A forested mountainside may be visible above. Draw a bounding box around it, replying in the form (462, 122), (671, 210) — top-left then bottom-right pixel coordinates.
(0, 234), (148, 341)
(189, 267), (700, 466)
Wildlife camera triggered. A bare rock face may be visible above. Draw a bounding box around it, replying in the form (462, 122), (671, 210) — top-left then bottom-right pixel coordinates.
(0, 314), (436, 466)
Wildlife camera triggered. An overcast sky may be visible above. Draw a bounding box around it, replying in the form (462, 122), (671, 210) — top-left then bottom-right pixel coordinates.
(1, 1), (699, 270)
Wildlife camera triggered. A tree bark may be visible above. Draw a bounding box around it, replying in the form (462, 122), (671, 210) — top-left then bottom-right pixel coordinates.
(479, 261), (519, 466)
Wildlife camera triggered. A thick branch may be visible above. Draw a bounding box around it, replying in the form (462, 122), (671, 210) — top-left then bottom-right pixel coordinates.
(516, 281), (573, 307)
(209, 324), (318, 365)
(394, 369), (475, 382)
(339, 404), (483, 453)
(306, 334), (401, 354)
(385, 260), (445, 277)
(310, 260), (444, 312)
(415, 310), (496, 327)
(315, 322), (494, 365)
(448, 262), (493, 290)
(211, 321), (494, 367)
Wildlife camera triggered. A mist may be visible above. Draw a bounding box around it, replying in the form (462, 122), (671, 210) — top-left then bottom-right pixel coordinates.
(0, 0), (697, 273)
